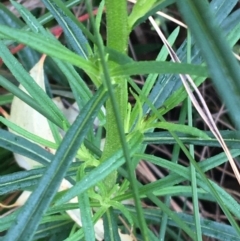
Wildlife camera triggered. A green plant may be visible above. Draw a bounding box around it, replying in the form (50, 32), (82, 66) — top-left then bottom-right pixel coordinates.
(0, 0), (240, 240)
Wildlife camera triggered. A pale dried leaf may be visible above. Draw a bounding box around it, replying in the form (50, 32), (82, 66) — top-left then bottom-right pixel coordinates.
(9, 56), (55, 169)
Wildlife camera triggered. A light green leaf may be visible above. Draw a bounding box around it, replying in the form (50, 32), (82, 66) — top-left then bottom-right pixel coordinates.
(0, 24), (98, 77)
(111, 61), (209, 77)
(147, 122), (210, 140)
(128, 0), (162, 30)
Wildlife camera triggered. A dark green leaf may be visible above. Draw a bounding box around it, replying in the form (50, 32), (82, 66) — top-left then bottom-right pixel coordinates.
(3, 86), (108, 241)
(42, 0), (90, 58)
(143, 131), (240, 148)
(77, 168), (95, 241)
(177, 0), (240, 131)
(0, 129), (52, 167)
(0, 42), (68, 129)
(0, 75), (61, 127)
(103, 208), (121, 241)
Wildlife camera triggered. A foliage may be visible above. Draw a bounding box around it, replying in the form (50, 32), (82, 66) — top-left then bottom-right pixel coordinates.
(0, 0), (240, 240)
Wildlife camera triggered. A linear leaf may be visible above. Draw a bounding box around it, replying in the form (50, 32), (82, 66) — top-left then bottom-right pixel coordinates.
(211, 0), (239, 24)
(128, 0), (160, 30)
(148, 0), (240, 116)
(0, 24), (98, 77)
(11, 1), (94, 111)
(143, 131), (240, 148)
(147, 122), (210, 140)
(0, 2), (41, 70)
(111, 61), (209, 77)
(76, 168), (95, 241)
(0, 93), (13, 105)
(123, 206), (240, 241)
(42, 0), (90, 58)
(0, 75), (60, 127)
(54, 131), (142, 206)
(0, 129), (52, 167)
(176, 0), (240, 131)
(103, 208), (121, 241)
(0, 162), (79, 195)
(0, 43), (68, 129)
(3, 86), (108, 241)
(0, 117), (57, 149)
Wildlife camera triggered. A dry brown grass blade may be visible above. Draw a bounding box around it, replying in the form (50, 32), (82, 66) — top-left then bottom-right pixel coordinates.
(149, 16), (240, 185)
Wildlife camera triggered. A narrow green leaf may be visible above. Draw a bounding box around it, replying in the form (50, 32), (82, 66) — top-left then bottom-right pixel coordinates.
(0, 42), (68, 129)
(128, 0), (160, 30)
(143, 131), (240, 148)
(111, 61), (209, 77)
(42, 0), (90, 58)
(0, 117), (58, 149)
(10, 0), (94, 113)
(3, 86), (108, 241)
(95, 0), (105, 34)
(0, 163), (79, 195)
(0, 168), (43, 195)
(0, 2), (41, 71)
(103, 208), (121, 241)
(129, 0), (176, 29)
(0, 25), (98, 77)
(36, 0), (87, 27)
(123, 206), (240, 241)
(176, 0), (240, 131)
(77, 168), (95, 241)
(0, 93), (13, 105)
(0, 75), (60, 127)
(0, 2), (23, 27)
(0, 209), (20, 232)
(0, 129), (52, 167)
(54, 131), (142, 206)
(147, 122), (210, 140)
(212, 0), (239, 24)
(175, 213), (240, 241)
(147, 186), (206, 198)
(2, 0), (43, 71)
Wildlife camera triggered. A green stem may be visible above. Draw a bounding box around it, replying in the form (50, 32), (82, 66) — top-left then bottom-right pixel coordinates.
(105, 0), (128, 53)
(101, 0), (129, 189)
(86, 2), (151, 239)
